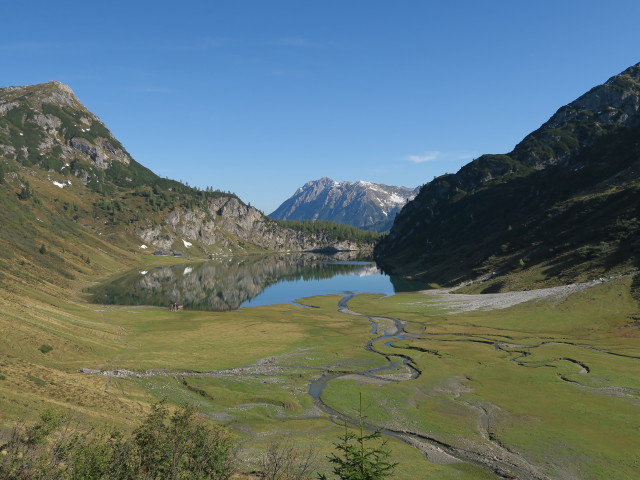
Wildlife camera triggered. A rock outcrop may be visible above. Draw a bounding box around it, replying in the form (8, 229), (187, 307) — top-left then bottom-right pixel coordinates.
(138, 196), (366, 253)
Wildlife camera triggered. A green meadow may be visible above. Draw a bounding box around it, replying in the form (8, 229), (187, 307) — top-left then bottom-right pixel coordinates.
(1, 261), (638, 479)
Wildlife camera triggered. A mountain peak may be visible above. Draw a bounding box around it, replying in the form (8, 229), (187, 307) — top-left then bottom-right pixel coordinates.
(46, 80), (75, 96)
(271, 178), (418, 232)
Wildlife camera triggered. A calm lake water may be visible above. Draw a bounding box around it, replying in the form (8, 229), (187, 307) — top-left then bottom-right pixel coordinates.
(89, 252), (428, 311)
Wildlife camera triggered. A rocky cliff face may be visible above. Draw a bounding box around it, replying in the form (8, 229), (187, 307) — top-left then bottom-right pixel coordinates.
(137, 196), (366, 253)
(270, 177), (418, 232)
(376, 62), (640, 289)
(0, 82), (372, 261)
(0, 81), (133, 178)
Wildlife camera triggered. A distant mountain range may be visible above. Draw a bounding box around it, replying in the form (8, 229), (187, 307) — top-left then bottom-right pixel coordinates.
(270, 177), (419, 232)
(376, 62), (640, 291)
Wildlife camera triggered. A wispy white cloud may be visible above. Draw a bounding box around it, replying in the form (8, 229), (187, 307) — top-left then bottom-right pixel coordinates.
(408, 151), (440, 163)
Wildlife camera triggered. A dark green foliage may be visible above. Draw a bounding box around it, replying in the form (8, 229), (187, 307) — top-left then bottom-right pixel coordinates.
(0, 403), (238, 480)
(319, 398), (395, 480)
(39, 244), (47, 255)
(40, 156), (64, 172)
(41, 104), (124, 153)
(38, 344), (53, 354)
(377, 86), (640, 286)
(319, 429), (395, 480)
(276, 219), (380, 244)
(2, 105), (45, 166)
(17, 182), (33, 201)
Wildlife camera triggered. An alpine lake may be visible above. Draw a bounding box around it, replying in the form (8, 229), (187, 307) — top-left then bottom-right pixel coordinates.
(89, 252), (429, 311)
(84, 253), (640, 480)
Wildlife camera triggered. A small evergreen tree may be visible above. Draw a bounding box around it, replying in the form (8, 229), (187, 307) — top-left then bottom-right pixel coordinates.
(17, 182), (33, 201)
(319, 395), (396, 480)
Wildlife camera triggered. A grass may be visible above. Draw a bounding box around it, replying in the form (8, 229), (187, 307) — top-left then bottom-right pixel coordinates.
(338, 277), (640, 479)
(0, 220), (638, 479)
(0, 266), (508, 479)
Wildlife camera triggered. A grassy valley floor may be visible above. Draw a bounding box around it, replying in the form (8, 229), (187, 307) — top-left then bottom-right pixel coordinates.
(1, 266), (638, 479)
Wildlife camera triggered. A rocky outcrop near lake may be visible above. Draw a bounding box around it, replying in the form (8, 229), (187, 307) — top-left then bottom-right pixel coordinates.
(137, 196), (368, 253)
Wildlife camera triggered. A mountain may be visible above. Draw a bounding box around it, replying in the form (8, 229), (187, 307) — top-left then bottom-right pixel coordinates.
(0, 81), (376, 292)
(375, 62), (640, 291)
(270, 177), (418, 232)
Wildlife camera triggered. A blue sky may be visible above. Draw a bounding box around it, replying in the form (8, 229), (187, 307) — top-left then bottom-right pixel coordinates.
(2, 1), (640, 213)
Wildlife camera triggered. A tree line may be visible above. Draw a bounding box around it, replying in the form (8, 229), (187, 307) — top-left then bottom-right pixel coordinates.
(276, 219), (381, 244)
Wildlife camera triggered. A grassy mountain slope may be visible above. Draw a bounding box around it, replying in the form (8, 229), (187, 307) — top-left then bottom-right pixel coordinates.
(0, 80), (376, 422)
(375, 62), (640, 290)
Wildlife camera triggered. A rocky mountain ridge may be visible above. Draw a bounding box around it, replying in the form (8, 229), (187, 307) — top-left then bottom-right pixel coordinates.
(0, 81), (373, 291)
(375, 62), (640, 290)
(270, 177), (418, 232)
(138, 195), (365, 253)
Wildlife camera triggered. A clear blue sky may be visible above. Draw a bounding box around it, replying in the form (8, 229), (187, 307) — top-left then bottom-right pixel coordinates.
(2, 1), (639, 213)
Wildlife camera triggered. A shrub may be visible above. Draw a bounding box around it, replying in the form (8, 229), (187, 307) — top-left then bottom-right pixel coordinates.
(0, 403), (238, 480)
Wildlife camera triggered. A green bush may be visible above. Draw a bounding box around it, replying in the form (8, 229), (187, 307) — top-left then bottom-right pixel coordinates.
(0, 403), (238, 480)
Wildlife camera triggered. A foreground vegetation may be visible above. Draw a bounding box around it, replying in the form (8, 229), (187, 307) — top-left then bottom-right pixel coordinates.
(1, 402), (400, 480)
(0, 403), (237, 480)
(1, 246), (638, 479)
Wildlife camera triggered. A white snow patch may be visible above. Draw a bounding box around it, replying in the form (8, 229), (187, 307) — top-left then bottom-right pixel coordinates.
(139, 271), (148, 275)
(139, 244), (148, 249)
(182, 239), (192, 248)
(387, 193), (405, 205)
(19, 132), (23, 136)
(52, 180), (66, 188)
(183, 267), (193, 275)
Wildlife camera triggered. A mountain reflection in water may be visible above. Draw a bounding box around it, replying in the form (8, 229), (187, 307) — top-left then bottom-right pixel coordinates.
(89, 252), (428, 311)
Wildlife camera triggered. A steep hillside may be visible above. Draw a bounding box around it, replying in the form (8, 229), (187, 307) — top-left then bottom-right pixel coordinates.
(0, 81), (373, 280)
(375, 62), (640, 290)
(270, 177), (418, 232)
(0, 80), (376, 423)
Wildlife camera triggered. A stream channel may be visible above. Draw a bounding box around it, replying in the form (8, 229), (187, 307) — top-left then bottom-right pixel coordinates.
(89, 252), (545, 479)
